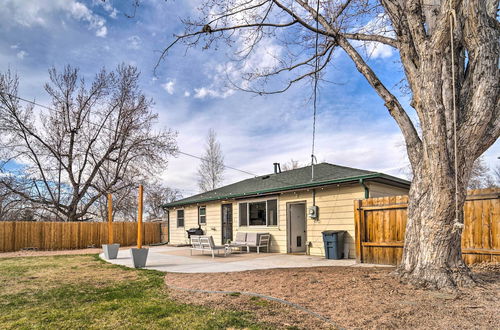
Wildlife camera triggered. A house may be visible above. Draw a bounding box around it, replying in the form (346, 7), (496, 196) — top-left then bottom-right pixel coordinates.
(162, 163), (410, 258)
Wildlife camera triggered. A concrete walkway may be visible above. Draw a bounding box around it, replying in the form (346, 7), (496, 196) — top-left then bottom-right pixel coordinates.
(99, 246), (382, 273)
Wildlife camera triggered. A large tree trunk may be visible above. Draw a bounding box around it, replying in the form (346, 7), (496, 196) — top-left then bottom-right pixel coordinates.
(395, 108), (478, 289)
(398, 179), (475, 289)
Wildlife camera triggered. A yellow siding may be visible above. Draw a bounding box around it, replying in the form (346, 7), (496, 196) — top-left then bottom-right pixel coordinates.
(368, 182), (409, 198)
(278, 184), (364, 258)
(168, 201), (224, 245)
(167, 181), (409, 258)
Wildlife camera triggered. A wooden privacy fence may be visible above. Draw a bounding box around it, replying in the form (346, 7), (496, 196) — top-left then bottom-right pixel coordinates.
(0, 221), (162, 252)
(354, 188), (500, 265)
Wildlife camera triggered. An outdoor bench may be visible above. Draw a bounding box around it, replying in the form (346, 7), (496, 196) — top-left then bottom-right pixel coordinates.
(229, 232), (270, 253)
(190, 235), (230, 258)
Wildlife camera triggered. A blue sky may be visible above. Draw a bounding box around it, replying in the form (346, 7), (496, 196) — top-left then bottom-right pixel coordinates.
(1, 0), (498, 195)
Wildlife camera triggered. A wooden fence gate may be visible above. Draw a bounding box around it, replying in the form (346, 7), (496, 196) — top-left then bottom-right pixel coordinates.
(354, 188), (500, 265)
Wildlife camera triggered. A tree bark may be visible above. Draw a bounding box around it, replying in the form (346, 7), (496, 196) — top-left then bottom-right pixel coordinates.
(397, 172), (475, 289)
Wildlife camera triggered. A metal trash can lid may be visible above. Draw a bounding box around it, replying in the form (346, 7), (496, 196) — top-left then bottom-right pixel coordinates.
(322, 230), (346, 235)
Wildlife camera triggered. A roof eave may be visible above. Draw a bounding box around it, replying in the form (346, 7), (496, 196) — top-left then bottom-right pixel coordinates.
(162, 173), (410, 209)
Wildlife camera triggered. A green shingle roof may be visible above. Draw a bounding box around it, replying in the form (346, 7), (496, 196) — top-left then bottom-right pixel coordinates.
(163, 162), (410, 208)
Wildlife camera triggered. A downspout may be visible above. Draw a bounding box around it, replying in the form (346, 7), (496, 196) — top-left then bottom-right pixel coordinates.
(359, 179), (369, 199)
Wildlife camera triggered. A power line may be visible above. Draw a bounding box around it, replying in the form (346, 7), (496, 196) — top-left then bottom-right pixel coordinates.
(2, 92), (298, 188)
(176, 150), (258, 177)
(311, 0), (321, 181)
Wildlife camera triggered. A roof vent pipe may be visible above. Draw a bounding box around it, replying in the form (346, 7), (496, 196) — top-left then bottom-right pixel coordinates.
(273, 162), (281, 174)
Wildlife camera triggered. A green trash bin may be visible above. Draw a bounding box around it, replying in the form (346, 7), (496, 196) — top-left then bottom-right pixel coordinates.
(322, 230), (346, 259)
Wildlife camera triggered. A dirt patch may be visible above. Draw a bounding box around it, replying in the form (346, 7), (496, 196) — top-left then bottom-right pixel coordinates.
(165, 263), (500, 329)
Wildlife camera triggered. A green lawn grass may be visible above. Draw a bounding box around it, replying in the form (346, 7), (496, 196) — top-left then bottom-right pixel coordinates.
(0, 254), (268, 329)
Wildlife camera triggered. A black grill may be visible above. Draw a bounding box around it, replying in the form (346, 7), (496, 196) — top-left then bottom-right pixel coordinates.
(186, 227), (204, 238)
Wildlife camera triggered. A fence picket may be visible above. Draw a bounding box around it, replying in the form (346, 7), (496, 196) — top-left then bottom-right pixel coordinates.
(355, 188), (500, 265)
(0, 222), (163, 252)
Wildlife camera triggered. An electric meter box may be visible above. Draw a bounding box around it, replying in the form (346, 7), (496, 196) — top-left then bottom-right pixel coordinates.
(308, 205), (318, 219)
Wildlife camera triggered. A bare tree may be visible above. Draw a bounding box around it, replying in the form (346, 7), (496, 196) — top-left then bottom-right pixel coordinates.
(0, 176), (30, 221)
(198, 129), (225, 192)
(401, 153), (497, 189)
(145, 181), (182, 220)
(0, 65), (177, 222)
(157, 1), (499, 288)
(281, 159), (302, 171)
(467, 156), (496, 189)
(494, 164), (500, 186)
(92, 180), (182, 222)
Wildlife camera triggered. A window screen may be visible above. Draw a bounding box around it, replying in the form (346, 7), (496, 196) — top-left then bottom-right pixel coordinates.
(267, 199), (278, 226)
(239, 203), (248, 226)
(198, 206), (206, 225)
(177, 209), (184, 227)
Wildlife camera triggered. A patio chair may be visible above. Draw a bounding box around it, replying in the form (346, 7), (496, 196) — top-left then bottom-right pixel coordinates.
(192, 235), (229, 258)
(246, 233), (271, 253)
(190, 235), (202, 256)
(228, 232), (249, 253)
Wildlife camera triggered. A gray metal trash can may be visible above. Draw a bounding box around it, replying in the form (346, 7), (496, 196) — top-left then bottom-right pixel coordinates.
(322, 230), (346, 259)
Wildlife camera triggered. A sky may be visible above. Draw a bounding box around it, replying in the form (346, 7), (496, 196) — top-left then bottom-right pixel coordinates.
(0, 0), (498, 197)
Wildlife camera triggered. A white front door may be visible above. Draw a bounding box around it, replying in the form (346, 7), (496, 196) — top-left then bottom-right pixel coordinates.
(289, 203), (306, 253)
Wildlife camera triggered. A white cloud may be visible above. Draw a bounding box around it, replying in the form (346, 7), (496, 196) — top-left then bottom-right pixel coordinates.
(184, 91), (190, 97)
(95, 26), (107, 37)
(16, 50), (28, 59)
(95, 0), (119, 19)
(0, 0), (108, 37)
(193, 87), (234, 99)
(162, 80), (175, 95)
(127, 35), (141, 50)
(10, 44), (19, 49)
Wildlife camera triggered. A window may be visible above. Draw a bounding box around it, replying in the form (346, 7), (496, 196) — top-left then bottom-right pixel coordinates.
(239, 199), (278, 226)
(239, 203), (247, 226)
(267, 199), (278, 226)
(198, 206), (206, 225)
(177, 209), (184, 227)
(249, 202), (266, 226)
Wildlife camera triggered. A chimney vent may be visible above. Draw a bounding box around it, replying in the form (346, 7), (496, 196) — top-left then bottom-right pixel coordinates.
(273, 162), (281, 174)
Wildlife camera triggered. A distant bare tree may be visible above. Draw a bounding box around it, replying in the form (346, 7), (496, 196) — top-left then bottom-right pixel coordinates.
(467, 156), (496, 189)
(145, 181), (182, 220)
(0, 65), (177, 222)
(198, 129), (224, 192)
(494, 164), (500, 186)
(281, 159), (302, 171)
(401, 153), (497, 189)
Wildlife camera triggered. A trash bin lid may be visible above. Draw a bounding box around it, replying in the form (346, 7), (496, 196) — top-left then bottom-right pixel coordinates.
(322, 230), (346, 235)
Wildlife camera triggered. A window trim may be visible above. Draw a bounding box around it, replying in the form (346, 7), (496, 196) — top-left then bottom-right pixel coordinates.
(198, 205), (207, 225)
(176, 209), (185, 228)
(238, 198), (278, 227)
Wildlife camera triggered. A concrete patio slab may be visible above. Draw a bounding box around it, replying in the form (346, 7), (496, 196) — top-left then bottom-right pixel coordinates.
(99, 246), (387, 273)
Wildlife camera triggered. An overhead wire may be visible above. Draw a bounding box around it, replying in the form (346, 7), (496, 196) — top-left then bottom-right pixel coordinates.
(311, 0), (321, 182)
(1, 92), (299, 189)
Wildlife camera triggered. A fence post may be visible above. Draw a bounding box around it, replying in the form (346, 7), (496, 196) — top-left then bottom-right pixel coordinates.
(354, 199), (363, 263)
(137, 185), (143, 249)
(107, 193), (113, 244)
